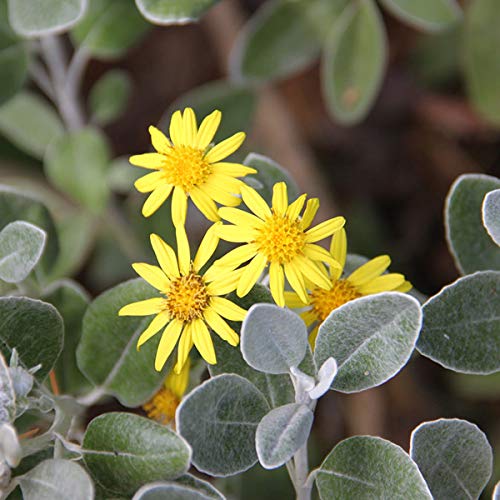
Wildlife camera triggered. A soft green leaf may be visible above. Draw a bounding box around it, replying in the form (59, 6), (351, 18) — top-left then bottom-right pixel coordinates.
(0, 91), (63, 159)
(322, 0), (387, 125)
(76, 278), (168, 407)
(45, 127), (110, 214)
(18, 458), (94, 500)
(380, 0), (461, 32)
(133, 476), (225, 500)
(0, 353), (15, 424)
(71, 0), (149, 59)
(417, 271), (500, 374)
(107, 156), (142, 193)
(177, 374), (269, 477)
(445, 174), (500, 274)
(256, 403), (313, 469)
(0, 297), (63, 381)
(410, 418), (492, 500)
(315, 292), (422, 393)
(135, 0), (219, 24)
(0, 221), (46, 283)
(8, 0), (87, 37)
(482, 189), (500, 246)
(231, 0), (347, 82)
(89, 69), (131, 125)
(83, 412), (191, 496)
(241, 304), (308, 374)
(464, 0), (500, 125)
(315, 436), (432, 499)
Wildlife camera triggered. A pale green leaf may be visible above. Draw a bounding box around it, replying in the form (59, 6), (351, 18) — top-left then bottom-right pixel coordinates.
(133, 476), (225, 500)
(482, 189), (500, 246)
(135, 0), (219, 25)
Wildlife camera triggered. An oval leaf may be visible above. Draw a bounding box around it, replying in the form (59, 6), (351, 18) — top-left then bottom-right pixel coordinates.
(0, 353), (15, 424)
(410, 418), (493, 500)
(445, 174), (500, 274)
(19, 458), (94, 500)
(76, 278), (169, 407)
(256, 403), (313, 469)
(322, 0), (387, 125)
(482, 189), (500, 246)
(83, 412), (191, 496)
(133, 477), (224, 500)
(315, 436), (432, 499)
(315, 292), (422, 393)
(241, 303), (308, 374)
(177, 374), (270, 477)
(417, 271), (500, 374)
(135, 0), (219, 24)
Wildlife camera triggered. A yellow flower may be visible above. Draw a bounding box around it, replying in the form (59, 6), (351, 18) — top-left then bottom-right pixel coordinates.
(213, 182), (345, 307)
(143, 358), (190, 425)
(119, 224), (247, 373)
(285, 228), (412, 345)
(130, 108), (256, 226)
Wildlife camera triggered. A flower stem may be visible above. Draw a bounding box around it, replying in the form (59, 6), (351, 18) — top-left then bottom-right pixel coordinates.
(293, 442), (312, 500)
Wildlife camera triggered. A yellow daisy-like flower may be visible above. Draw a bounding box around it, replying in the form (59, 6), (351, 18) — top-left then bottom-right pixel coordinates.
(119, 224), (247, 373)
(130, 108), (256, 226)
(143, 358), (190, 425)
(213, 182), (346, 307)
(285, 228), (412, 345)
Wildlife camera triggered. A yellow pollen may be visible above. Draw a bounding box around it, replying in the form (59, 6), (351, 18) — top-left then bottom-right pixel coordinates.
(164, 272), (210, 322)
(254, 213), (306, 264)
(310, 279), (362, 322)
(143, 387), (179, 425)
(161, 146), (212, 192)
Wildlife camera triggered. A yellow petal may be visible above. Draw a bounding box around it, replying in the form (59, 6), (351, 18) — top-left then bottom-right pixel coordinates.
(190, 186), (219, 222)
(196, 110), (221, 150)
(164, 357), (190, 399)
(301, 309), (317, 327)
(171, 186), (188, 228)
(284, 291), (309, 308)
(155, 319), (183, 371)
(205, 173), (243, 193)
(182, 107), (197, 146)
(203, 308), (239, 346)
(357, 273), (405, 295)
(206, 268), (245, 295)
(300, 198), (319, 229)
(210, 296), (247, 321)
(241, 184), (272, 220)
(237, 253), (267, 297)
(135, 171), (165, 193)
(216, 224), (257, 243)
(294, 256), (331, 290)
(305, 216), (345, 243)
(205, 132), (246, 163)
(303, 244), (341, 269)
(142, 184), (173, 217)
(218, 207), (264, 229)
(286, 194), (307, 220)
(284, 261), (308, 304)
(347, 255), (391, 287)
(150, 233), (180, 278)
(395, 280), (412, 293)
(137, 311), (171, 349)
(213, 162), (257, 177)
(148, 125), (171, 153)
(169, 110), (184, 146)
(132, 263), (170, 291)
(269, 262), (285, 307)
(129, 152), (164, 169)
(209, 243), (257, 271)
(309, 326), (319, 349)
(119, 297), (165, 316)
(272, 182), (288, 217)
(199, 183), (241, 207)
(193, 222), (220, 272)
(330, 228), (347, 280)
(192, 319), (216, 365)
(175, 225), (191, 275)
(174, 323), (193, 373)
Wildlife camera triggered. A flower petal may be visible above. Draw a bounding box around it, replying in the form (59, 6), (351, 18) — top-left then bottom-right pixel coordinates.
(286, 194), (307, 220)
(347, 255), (391, 287)
(155, 319), (183, 371)
(174, 323), (193, 373)
(129, 153), (164, 169)
(192, 318), (216, 365)
(182, 107), (197, 146)
(395, 280), (412, 293)
(216, 224), (258, 243)
(304, 243), (341, 268)
(206, 268), (245, 295)
(190, 186), (219, 222)
(284, 261), (308, 304)
(169, 110), (184, 146)
(305, 216), (345, 243)
(193, 222), (220, 272)
(218, 207), (265, 229)
(213, 162), (257, 177)
(149, 125), (171, 153)
(272, 182), (288, 216)
(175, 225), (191, 275)
(357, 273), (405, 295)
(294, 255), (331, 290)
(269, 261), (285, 307)
(330, 228), (347, 280)
(203, 308), (239, 346)
(210, 296), (247, 321)
(135, 171), (165, 193)
(300, 198), (319, 229)
(205, 132), (246, 163)
(150, 233), (180, 278)
(137, 311), (171, 349)
(171, 186), (188, 228)
(284, 291), (309, 308)
(237, 253), (267, 297)
(209, 243), (257, 271)
(241, 184), (272, 220)
(199, 182), (241, 207)
(142, 184), (173, 217)
(196, 110), (221, 150)
(132, 263), (170, 291)
(119, 297), (165, 316)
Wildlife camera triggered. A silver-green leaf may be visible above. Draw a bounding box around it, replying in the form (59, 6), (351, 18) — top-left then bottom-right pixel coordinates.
(314, 292), (422, 393)
(482, 189), (500, 246)
(0, 353), (15, 424)
(417, 271), (500, 374)
(135, 0), (219, 25)
(410, 418), (493, 500)
(133, 476), (225, 500)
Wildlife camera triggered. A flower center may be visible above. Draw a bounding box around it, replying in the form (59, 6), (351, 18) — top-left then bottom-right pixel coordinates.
(161, 146), (212, 192)
(254, 213), (306, 264)
(310, 279), (362, 322)
(164, 272), (210, 322)
(143, 387), (179, 425)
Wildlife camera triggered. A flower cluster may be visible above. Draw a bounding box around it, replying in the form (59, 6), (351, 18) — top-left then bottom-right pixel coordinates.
(119, 108), (411, 380)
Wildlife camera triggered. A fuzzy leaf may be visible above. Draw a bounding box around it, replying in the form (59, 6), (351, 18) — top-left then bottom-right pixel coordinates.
(135, 0), (219, 25)
(133, 476), (224, 500)
(0, 353), (15, 424)
(482, 189), (500, 246)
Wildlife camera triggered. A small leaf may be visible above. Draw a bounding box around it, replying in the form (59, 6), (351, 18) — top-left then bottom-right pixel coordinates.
(177, 374), (270, 477)
(77, 278), (169, 407)
(71, 0), (149, 60)
(445, 174), (500, 274)
(45, 127), (110, 214)
(380, 0), (461, 32)
(133, 476), (224, 500)
(0, 221), (46, 283)
(410, 418), (493, 500)
(0, 91), (63, 159)
(315, 292), (422, 393)
(315, 436), (432, 499)
(83, 412), (191, 496)
(7, 0), (87, 37)
(0, 297), (63, 381)
(0, 353), (15, 424)
(241, 304), (308, 375)
(417, 271), (500, 374)
(482, 188), (500, 246)
(322, 0), (387, 125)
(135, 0), (219, 25)
(256, 403), (313, 469)
(89, 69), (131, 125)
(18, 458), (94, 500)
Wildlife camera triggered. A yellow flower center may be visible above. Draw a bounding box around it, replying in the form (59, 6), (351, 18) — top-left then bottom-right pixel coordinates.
(255, 213), (306, 264)
(143, 387), (179, 425)
(310, 279), (362, 322)
(165, 272), (210, 322)
(161, 146), (212, 192)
